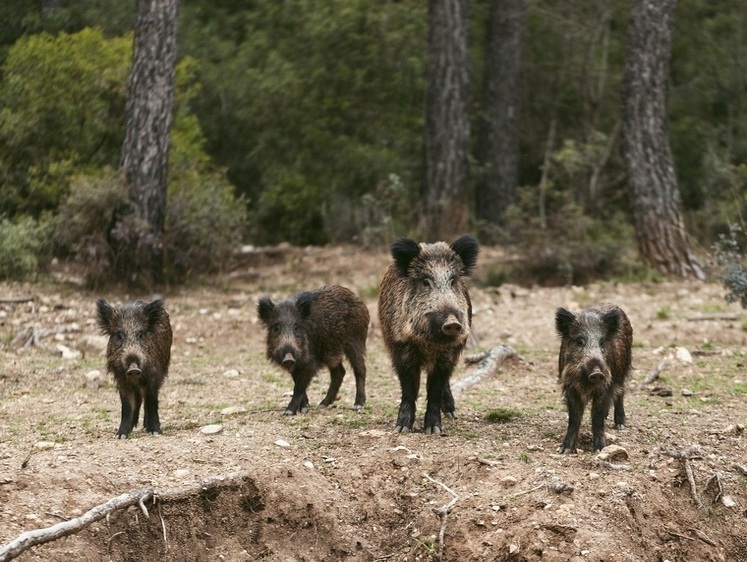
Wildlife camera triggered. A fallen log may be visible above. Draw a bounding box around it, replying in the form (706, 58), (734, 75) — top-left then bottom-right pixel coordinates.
(453, 344), (518, 394)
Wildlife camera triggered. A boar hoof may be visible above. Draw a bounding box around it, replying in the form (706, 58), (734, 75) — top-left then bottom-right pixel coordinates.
(116, 433), (128, 439)
(317, 402), (329, 409)
(559, 446), (576, 454)
(613, 423), (625, 430)
(425, 426), (442, 435)
(352, 404), (364, 411)
(283, 409), (296, 416)
(394, 425), (411, 434)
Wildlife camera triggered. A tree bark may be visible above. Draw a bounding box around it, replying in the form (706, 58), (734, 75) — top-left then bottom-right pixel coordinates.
(117, 0), (179, 284)
(421, 0), (470, 242)
(621, 0), (705, 280)
(475, 0), (526, 230)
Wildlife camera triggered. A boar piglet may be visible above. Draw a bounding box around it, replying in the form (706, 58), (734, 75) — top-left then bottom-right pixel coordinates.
(378, 234), (479, 434)
(555, 303), (633, 453)
(96, 298), (172, 438)
(257, 285), (369, 415)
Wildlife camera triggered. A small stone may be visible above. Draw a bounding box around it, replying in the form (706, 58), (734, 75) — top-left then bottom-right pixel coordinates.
(173, 469), (190, 478)
(675, 346), (693, 363)
(274, 439), (291, 448)
(223, 369), (240, 378)
(359, 429), (388, 437)
(722, 495), (736, 508)
(500, 476), (518, 488)
(303, 461), (314, 469)
(56, 344), (81, 360)
(83, 370), (105, 389)
(681, 389), (693, 397)
(34, 441), (56, 450)
(597, 445), (629, 462)
(200, 424), (223, 435)
(220, 406), (247, 416)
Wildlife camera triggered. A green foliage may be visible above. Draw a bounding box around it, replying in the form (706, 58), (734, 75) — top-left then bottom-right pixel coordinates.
(485, 408), (523, 424)
(0, 215), (48, 281)
(0, 28), (130, 216)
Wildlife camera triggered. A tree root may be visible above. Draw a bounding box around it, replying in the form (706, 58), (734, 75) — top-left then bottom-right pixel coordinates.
(422, 473), (459, 559)
(0, 472), (250, 562)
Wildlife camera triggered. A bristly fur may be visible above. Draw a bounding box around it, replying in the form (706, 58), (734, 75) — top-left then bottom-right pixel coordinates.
(555, 303), (633, 453)
(378, 235), (480, 435)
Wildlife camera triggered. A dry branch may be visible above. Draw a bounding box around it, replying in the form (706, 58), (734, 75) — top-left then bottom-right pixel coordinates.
(640, 358), (671, 386)
(0, 297), (35, 305)
(453, 344), (518, 394)
(660, 447), (704, 510)
(422, 473), (458, 559)
(0, 472), (250, 562)
(10, 324), (82, 349)
(734, 463), (747, 477)
(686, 313), (738, 321)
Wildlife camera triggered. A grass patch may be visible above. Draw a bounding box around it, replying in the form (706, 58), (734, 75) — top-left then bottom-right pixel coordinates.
(485, 407), (523, 424)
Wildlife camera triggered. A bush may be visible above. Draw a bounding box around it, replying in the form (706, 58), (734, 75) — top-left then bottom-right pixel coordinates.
(0, 215), (48, 281)
(713, 224), (747, 308)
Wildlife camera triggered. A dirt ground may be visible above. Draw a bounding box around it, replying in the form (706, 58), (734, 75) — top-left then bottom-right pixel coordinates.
(1, 244), (746, 561)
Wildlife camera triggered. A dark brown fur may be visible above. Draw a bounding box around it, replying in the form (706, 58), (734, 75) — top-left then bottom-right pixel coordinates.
(96, 298), (172, 438)
(378, 235), (479, 434)
(258, 285), (369, 415)
(555, 303), (633, 453)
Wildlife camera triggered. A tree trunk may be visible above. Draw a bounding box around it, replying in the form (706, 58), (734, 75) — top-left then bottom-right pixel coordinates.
(421, 0), (470, 242)
(117, 0), (179, 285)
(475, 0), (526, 231)
(621, 0), (705, 280)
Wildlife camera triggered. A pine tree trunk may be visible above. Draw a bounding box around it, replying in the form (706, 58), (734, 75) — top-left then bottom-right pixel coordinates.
(475, 0), (526, 232)
(421, 0), (470, 242)
(117, 0), (179, 285)
(622, 0), (704, 280)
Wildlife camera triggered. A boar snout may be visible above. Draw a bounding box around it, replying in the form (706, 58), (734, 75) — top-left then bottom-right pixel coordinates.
(126, 362), (142, 376)
(442, 314), (463, 337)
(588, 369), (604, 383)
(281, 352), (296, 370)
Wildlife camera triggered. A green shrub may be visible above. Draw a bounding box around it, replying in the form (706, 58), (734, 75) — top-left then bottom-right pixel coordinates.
(713, 223), (747, 308)
(0, 215), (47, 281)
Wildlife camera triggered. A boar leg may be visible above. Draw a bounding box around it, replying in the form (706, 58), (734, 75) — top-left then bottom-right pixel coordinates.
(285, 370), (312, 415)
(441, 383), (455, 418)
(116, 388), (137, 439)
(143, 385), (162, 435)
(590, 395), (612, 452)
(319, 363), (345, 408)
(612, 390), (626, 429)
(560, 391), (585, 454)
(424, 360), (455, 435)
(392, 344), (421, 433)
(346, 343), (367, 410)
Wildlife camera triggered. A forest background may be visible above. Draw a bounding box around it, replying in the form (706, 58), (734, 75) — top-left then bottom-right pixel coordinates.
(1, 0), (745, 288)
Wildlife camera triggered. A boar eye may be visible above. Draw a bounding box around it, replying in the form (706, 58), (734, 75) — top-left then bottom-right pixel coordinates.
(293, 323), (300, 335)
(450, 275), (459, 287)
(137, 331), (146, 341)
(421, 278), (433, 288)
(112, 332), (124, 343)
(574, 336), (586, 346)
(271, 324), (281, 335)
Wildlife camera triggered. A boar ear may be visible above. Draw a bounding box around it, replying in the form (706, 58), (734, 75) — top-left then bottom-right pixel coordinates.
(601, 308), (621, 337)
(295, 291), (315, 319)
(96, 299), (114, 334)
(144, 298), (166, 331)
(257, 297), (275, 324)
(390, 237), (421, 276)
(555, 308), (576, 337)
(450, 235), (479, 275)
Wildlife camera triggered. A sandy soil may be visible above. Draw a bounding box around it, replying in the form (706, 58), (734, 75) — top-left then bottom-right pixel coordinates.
(1, 244), (746, 561)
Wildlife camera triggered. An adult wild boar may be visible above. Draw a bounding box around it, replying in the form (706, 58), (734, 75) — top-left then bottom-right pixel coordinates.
(96, 298), (172, 438)
(555, 303), (633, 453)
(378, 235), (479, 434)
(258, 285), (369, 415)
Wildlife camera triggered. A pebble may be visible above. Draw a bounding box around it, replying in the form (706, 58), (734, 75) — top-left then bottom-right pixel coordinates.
(223, 369), (240, 378)
(597, 445), (629, 462)
(200, 424), (223, 435)
(303, 461), (314, 469)
(220, 406), (247, 416)
(274, 439), (291, 448)
(83, 370), (105, 389)
(34, 441), (56, 450)
(56, 344), (81, 360)
(173, 469), (190, 478)
(500, 476), (518, 487)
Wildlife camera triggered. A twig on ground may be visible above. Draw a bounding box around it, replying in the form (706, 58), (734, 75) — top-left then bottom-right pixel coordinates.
(158, 503), (167, 551)
(687, 528), (718, 547)
(510, 483), (545, 498)
(0, 297), (34, 305)
(686, 313), (738, 321)
(422, 473), (459, 559)
(591, 459), (630, 471)
(733, 463), (747, 477)
(640, 358), (671, 386)
(453, 344), (519, 394)
(660, 447), (704, 510)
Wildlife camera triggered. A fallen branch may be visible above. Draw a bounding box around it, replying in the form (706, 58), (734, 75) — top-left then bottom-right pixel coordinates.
(422, 473), (459, 559)
(0, 472), (249, 561)
(10, 324), (82, 349)
(686, 313), (738, 322)
(734, 464), (747, 477)
(661, 447), (704, 510)
(640, 358), (671, 386)
(0, 297), (35, 305)
(453, 344), (518, 394)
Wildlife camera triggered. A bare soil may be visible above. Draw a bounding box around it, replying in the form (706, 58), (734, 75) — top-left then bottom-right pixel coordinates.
(1, 244), (746, 561)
